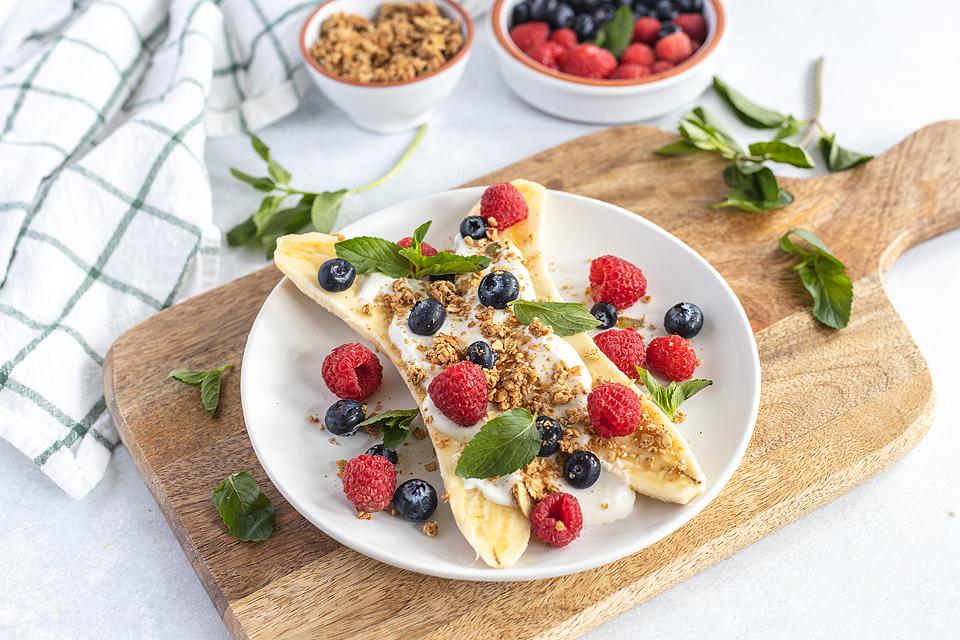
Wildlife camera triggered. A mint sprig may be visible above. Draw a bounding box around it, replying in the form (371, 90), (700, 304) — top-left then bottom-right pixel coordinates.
(212, 471), (275, 542)
(358, 408), (419, 450)
(635, 367), (712, 421)
(228, 125), (426, 259)
(779, 228), (853, 329)
(335, 220), (489, 279)
(455, 408), (539, 479)
(509, 300), (600, 336)
(170, 363), (233, 416)
(594, 5), (634, 58)
(819, 133), (873, 172)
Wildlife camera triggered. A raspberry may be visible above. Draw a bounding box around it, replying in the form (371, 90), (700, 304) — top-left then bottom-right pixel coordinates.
(691, 39), (701, 52)
(341, 454), (396, 512)
(479, 182), (528, 229)
(550, 27), (578, 49)
(633, 17), (661, 45)
(530, 492), (582, 547)
(646, 335), (697, 381)
(322, 342), (383, 401)
(593, 328), (645, 379)
(675, 12), (707, 42)
(427, 361), (488, 426)
(589, 255), (646, 310)
(528, 41), (567, 70)
(560, 44), (617, 79)
(397, 236), (437, 256)
(620, 42), (654, 67)
(652, 60), (675, 74)
(588, 382), (641, 438)
(610, 63), (652, 80)
(655, 31), (694, 64)
(510, 21), (549, 53)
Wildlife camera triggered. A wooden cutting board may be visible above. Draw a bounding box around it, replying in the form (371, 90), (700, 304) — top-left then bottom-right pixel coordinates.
(103, 121), (960, 640)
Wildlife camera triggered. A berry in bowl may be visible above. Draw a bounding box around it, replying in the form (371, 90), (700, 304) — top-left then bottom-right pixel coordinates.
(300, 0), (473, 133)
(491, 0), (725, 123)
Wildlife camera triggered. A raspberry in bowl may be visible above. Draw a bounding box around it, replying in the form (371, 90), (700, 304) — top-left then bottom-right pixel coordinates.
(299, 0), (474, 133)
(491, 0), (725, 123)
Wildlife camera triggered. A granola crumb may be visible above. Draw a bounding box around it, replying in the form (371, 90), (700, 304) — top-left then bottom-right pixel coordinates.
(554, 520), (565, 531)
(329, 437), (338, 445)
(422, 520), (439, 537)
(336, 459), (348, 478)
(425, 461), (438, 472)
(441, 490), (450, 502)
(413, 425), (429, 440)
(600, 502), (609, 510)
(406, 362), (426, 385)
(306, 414), (321, 424)
(641, 295), (652, 303)
(357, 510), (372, 520)
(674, 410), (686, 423)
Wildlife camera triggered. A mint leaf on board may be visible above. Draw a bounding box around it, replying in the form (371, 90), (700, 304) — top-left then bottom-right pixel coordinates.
(713, 162), (794, 212)
(229, 168), (275, 192)
(455, 409), (539, 479)
(779, 228), (853, 329)
(747, 140), (815, 168)
(212, 471), (275, 542)
(654, 140), (703, 156)
(660, 107), (743, 159)
(311, 189), (348, 233)
(358, 409), (419, 450)
(170, 363), (234, 416)
(509, 300), (600, 336)
(712, 77), (790, 129)
(335, 236), (411, 278)
(819, 133), (873, 172)
(773, 115), (803, 140)
(635, 367), (712, 421)
(595, 5), (634, 58)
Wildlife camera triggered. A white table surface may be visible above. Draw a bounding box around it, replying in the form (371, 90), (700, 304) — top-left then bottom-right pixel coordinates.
(3, 0), (960, 638)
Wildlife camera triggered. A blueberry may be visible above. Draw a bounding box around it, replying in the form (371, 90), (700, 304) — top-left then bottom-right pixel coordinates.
(477, 270), (520, 309)
(614, 0), (631, 7)
(428, 273), (457, 283)
(366, 443), (398, 465)
(633, 4), (651, 17)
(511, 1), (531, 27)
(530, 0), (557, 22)
(318, 258), (355, 292)
(592, 2), (615, 24)
(324, 399), (365, 436)
(572, 13), (596, 40)
(393, 479), (438, 522)
(663, 302), (704, 338)
(590, 302), (618, 330)
(467, 340), (497, 368)
(408, 298), (446, 335)
(459, 215), (487, 240)
(658, 21), (681, 37)
(677, 0), (702, 11)
(551, 2), (575, 28)
(563, 450), (601, 489)
(653, 0), (677, 20)
(536, 416), (563, 457)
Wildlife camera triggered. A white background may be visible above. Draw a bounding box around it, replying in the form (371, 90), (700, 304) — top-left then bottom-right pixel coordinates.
(2, 0), (960, 638)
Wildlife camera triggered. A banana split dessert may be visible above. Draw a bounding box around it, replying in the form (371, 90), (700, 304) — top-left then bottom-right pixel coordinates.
(274, 179), (712, 568)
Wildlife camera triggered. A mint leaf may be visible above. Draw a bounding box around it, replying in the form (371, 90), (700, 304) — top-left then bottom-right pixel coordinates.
(212, 471), (275, 542)
(819, 133), (873, 172)
(747, 140), (815, 168)
(267, 158), (291, 185)
(311, 189), (348, 233)
(170, 363), (233, 416)
(226, 218), (257, 246)
(774, 115), (803, 140)
(636, 367), (712, 421)
(779, 228), (853, 329)
(411, 220), (430, 248)
(654, 140), (703, 156)
(335, 236), (411, 278)
(358, 409), (419, 450)
(415, 252), (490, 277)
(596, 5), (634, 58)
(230, 168), (275, 192)
(250, 134), (271, 162)
(712, 77), (790, 129)
(455, 409), (539, 479)
(713, 163), (794, 212)
(509, 300), (600, 336)
(261, 195), (315, 259)
(675, 107), (743, 158)
(252, 195), (283, 234)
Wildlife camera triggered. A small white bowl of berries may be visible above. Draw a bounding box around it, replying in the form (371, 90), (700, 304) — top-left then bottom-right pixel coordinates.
(491, 0), (725, 123)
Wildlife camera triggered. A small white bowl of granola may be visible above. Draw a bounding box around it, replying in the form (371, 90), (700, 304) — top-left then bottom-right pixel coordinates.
(300, 0), (474, 133)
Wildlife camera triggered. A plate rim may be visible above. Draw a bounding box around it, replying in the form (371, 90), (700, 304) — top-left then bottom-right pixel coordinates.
(241, 186), (761, 582)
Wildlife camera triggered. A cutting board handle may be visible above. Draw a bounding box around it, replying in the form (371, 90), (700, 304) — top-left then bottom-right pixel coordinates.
(808, 120), (960, 273)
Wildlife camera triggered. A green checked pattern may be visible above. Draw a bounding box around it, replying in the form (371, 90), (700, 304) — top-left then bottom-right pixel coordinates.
(0, 0), (314, 498)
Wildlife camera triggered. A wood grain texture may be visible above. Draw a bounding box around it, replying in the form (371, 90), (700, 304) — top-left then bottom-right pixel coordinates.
(104, 121), (960, 640)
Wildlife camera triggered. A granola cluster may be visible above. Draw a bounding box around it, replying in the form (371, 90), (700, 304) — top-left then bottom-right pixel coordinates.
(311, 3), (464, 83)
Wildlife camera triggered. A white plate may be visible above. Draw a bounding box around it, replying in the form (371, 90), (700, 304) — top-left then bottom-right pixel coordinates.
(241, 187), (760, 582)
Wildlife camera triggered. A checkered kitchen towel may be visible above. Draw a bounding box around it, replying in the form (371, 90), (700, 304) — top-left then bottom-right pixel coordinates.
(0, 0), (316, 498)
